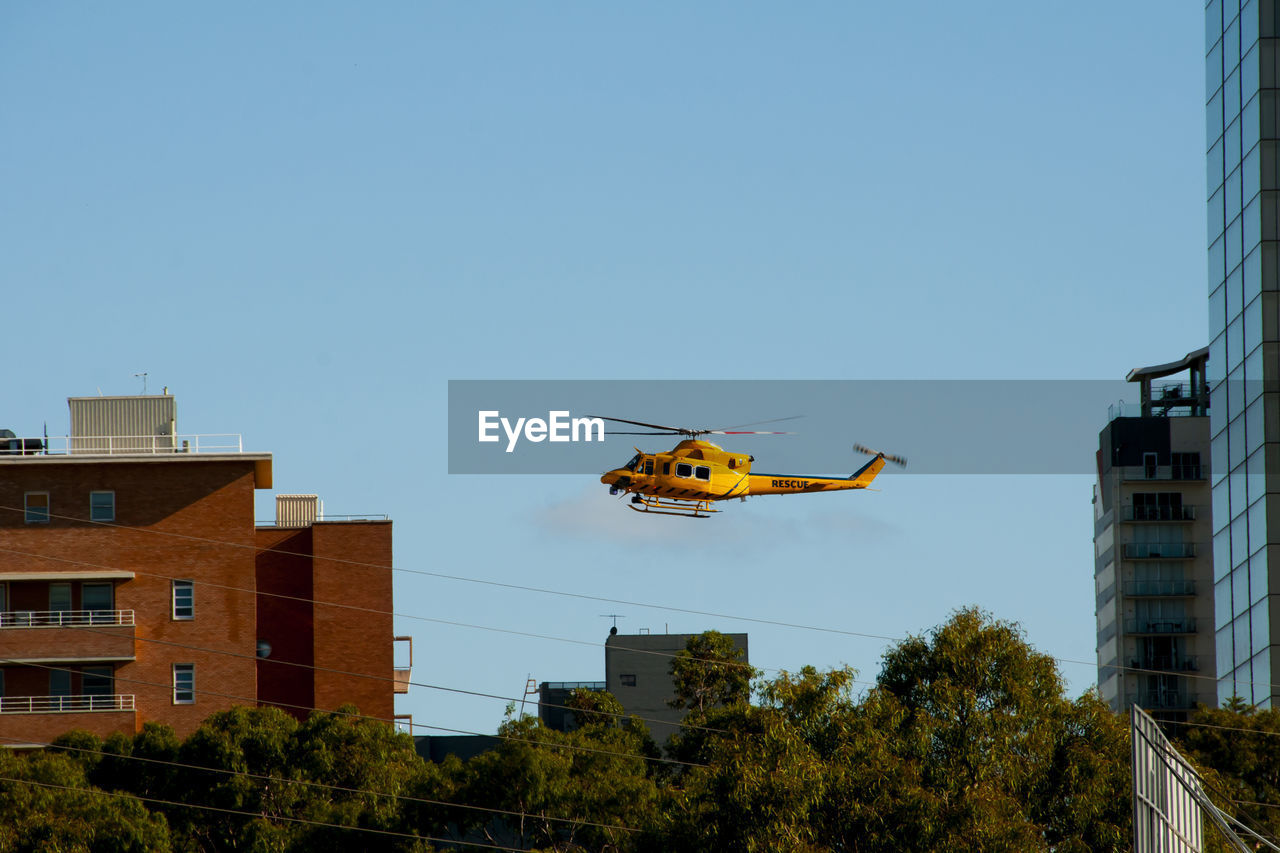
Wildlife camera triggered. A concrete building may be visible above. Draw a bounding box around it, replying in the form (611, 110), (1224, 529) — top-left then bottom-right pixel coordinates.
(604, 630), (748, 744)
(1206, 1), (1280, 707)
(0, 394), (408, 747)
(1094, 350), (1217, 721)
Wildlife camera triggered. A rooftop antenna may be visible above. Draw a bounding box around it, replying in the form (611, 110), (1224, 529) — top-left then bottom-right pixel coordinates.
(600, 614), (625, 631)
(133, 373), (148, 394)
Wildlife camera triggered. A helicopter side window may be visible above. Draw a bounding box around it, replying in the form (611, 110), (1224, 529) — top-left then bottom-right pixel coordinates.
(623, 454), (641, 472)
(694, 466), (711, 481)
(644, 460), (654, 476)
(675, 462), (693, 478)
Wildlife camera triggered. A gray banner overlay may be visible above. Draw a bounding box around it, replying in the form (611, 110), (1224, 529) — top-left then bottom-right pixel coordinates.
(446, 380), (1161, 475)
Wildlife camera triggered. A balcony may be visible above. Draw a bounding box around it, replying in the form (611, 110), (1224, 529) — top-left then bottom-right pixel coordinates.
(1121, 465), (1204, 482)
(393, 635), (413, 695)
(1123, 580), (1197, 596)
(1129, 656), (1200, 672)
(0, 610), (134, 628)
(0, 611), (136, 661)
(1127, 690), (1192, 710)
(0, 694), (135, 714)
(1125, 618), (1198, 635)
(1122, 543), (1196, 559)
(1123, 506), (1197, 522)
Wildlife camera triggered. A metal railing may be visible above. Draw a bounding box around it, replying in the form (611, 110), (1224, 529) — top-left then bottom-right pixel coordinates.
(541, 682), (607, 691)
(1123, 505), (1197, 522)
(1129, 656), (1200, 672)
(1122, 465), (1205, 482)
(254, 513), (390, 526)
(0, 434), (243, 457)
(0, 694), (135, 714)
(0, 609), (134, 628)
(1123, 580), (1197, 596)
(1125, 618), (1198, 634)
(1127, 690), (1192, 710)
(1123, 543), (1197, 559)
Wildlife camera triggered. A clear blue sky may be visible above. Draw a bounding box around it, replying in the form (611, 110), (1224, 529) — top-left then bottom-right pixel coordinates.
(2, 4), (1208, 733)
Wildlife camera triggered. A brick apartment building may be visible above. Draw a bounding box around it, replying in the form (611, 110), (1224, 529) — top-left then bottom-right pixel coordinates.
(0, 395), (408, 747)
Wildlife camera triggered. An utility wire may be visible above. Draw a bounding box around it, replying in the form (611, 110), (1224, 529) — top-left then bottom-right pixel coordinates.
(40, 620), (734, 739)
(0, 773), (532, 853)
(0, 733), (642, 835)
(0, 658), (708, 770)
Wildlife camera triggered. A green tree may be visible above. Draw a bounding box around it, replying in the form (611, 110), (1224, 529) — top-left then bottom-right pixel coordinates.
(668, 630), (758, 716)
(0, 747), (171, 852)
(459, 704), (658, 852)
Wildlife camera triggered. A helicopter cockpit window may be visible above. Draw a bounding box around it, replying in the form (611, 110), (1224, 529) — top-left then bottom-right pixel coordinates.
(694, 466), (711, 481)
(675, 462), (693, 478)
(644, 460), (654, 476)
(624, 454), (641, 472)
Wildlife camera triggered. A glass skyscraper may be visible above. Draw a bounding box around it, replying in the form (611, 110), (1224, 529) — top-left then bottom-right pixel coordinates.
(1207, 0), (1276, 705)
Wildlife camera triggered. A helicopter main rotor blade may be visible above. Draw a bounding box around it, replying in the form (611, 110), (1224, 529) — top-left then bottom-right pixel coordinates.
(604, 430), (683, 436)
(708, 429), (795, 435)
(709, 415), (804, 432)
(590, 415), (692, 434)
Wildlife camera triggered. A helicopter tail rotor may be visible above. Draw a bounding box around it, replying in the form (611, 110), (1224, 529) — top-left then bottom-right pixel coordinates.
(853, 443), (908, 468)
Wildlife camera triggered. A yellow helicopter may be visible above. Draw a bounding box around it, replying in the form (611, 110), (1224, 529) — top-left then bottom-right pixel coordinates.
(596, 416), (907, 518)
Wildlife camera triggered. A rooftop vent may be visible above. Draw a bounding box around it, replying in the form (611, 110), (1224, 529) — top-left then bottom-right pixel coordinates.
(275, 494), (321, 528)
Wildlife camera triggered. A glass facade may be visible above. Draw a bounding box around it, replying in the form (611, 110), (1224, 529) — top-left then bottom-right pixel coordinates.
(1207, 0), (1277, 706)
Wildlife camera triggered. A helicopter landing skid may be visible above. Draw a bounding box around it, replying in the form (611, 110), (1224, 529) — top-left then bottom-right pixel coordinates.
(628, 494), (719, 518)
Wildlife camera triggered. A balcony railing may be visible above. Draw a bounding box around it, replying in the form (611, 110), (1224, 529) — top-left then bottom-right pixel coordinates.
(1122, 466), (1205, 482)
(1123, 580), (1197, 596)
(1129, 656), (1200, 672)
(0, 610), (134, 628)
(1123, 506), (1197, 522)
(1122, 543), (1197, 559)
(1127, 690), (1192, 710)
(1125, 618), (1198, 634)
(0, 434), (244, 457)
(0, 694), (135, 714)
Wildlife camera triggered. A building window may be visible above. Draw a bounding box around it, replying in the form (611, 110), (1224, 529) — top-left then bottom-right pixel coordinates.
(24, 492), (49, 524)
(0, 583), (6, 612)
(49, 583), (72, 613)
(620, 674), (637, 687)
(82, 583), (113, 620)
(50, 669), (71, 697)
(0, 669), (5, 697)
(172, 581), (194, 620)
(173, 664), (195, 704)
(82, 667), (112, 697)
(89, 491), (115, 522)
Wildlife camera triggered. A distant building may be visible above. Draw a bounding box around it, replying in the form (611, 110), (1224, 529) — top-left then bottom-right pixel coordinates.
(1094, 351), (1216, 721)
(0, 394), (409, 747)
(536, 681), (605, 732)
(605, 630), (748, 744)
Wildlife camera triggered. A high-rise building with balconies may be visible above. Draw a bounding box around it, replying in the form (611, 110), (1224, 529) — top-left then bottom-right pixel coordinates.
(1094, 349), (1217, 721)
(0, 394), (409, 747)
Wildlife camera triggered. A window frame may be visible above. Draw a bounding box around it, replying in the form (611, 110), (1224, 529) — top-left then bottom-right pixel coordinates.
(24, 492), (49, 524)
(694, 465), (711, 481)
(620, 674), (637, 687)
(675, 462), (693, 478)
(82, 583), (114, 615)
(89, 490), (115, 522)
(49, 668), (71, 697)
(49, 583), (72, 613)
(173, 663), (195, 704)
(82, 666), (113, 697)
(172, 580), (194, 621)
